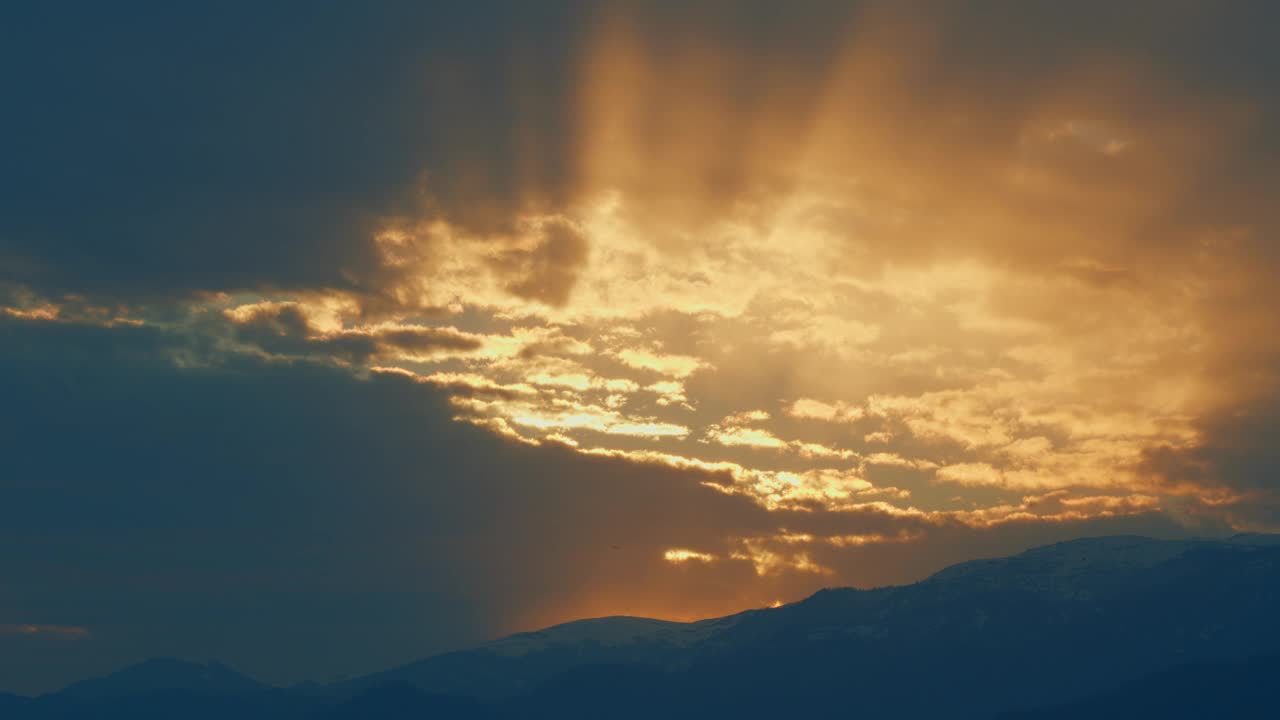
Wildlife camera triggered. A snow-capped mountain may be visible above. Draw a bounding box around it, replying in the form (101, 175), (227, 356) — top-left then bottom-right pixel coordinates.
(337, 533), (1280, 718)
(13, 534), (1279, 719)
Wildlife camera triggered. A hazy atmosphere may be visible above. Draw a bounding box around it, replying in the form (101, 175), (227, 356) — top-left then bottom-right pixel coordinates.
(3, 1), (1279, 701)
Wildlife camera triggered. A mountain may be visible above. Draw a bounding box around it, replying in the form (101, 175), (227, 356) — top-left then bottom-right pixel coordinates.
(591, 533), (1280, 718)
(322, 683), (495, 720)
(9, 534), (1278, 719)
(0, 693), (32, 711)
(337, 613), (750, 700)
(57, 657), (267, 699)
(997, 653), (1280, 719)
(336, 534), (1280, 718)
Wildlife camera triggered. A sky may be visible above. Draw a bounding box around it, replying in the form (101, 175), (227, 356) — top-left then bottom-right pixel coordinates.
(3, 0), (1280, 696)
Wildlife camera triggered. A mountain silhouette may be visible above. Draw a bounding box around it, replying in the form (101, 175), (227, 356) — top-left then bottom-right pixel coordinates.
(7, 535), (1277, 719)
(57, 657), (267, 700)
(997, 653), (1280, 719)
(322, 682), (495, 720)
(337, 614), (743, 700)
(339, 534), (1280, 718)
(0, 693), (32, 712)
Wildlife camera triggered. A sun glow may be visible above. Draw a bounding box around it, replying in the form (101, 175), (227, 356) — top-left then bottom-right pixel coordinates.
(663, 549), (716, 564)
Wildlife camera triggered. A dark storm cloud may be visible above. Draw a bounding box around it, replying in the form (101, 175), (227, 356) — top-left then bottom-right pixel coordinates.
(0, 1), (589, 302)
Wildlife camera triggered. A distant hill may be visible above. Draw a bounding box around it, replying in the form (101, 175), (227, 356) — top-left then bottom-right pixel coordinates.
(9, 535), (1278, 719)
(58, 657), (267, 700)
(336, 613), (750, 700)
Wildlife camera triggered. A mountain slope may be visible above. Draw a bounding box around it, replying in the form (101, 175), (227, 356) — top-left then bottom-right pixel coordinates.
(333, 534), (1279, 717)
(9, 534), (1278, 719)
(997, 654), (1280, 719)
(336, 613), (751, 700)
(322, 683), (495, 720)
(493, 534), (1280, 719)
(0, 693), (32, 711)
(57, 657), (267, 700)
(627, 534), (1280, 718)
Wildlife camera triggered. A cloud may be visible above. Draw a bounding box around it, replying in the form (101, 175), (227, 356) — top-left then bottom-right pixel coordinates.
(2, 3), (1271, 515)
(488, 218), (590, 307)
(0, 625), (89, 640)
(223, 301), (484, 363)
(0, 314), (1193, 695)
(663, 549), (716, 564)
(0, 3), (588, 302)
(614, 348), (708, 378)
(707, 426), (787, 450)
(787, 398), (865, 423)
(1140, 399), (1280, 529)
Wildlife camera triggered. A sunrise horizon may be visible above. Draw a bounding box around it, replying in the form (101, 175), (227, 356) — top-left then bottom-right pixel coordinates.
(3, 1), (1279, 717)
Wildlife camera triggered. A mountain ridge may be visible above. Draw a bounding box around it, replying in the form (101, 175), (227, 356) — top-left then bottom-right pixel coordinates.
(56, 657), (266, 700)
(15, 534), (1279, 719)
